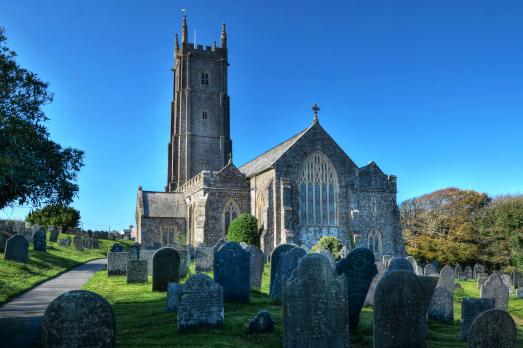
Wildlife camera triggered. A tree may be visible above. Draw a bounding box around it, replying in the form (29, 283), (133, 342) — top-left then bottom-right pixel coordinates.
(26, 205), (80, 229)
(227, 213), (260, 247)
(0, 28), (84, 209)
(311, 236), (343, 260)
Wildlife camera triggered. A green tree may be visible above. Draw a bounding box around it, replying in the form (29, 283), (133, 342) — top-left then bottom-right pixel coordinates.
(227, 213), (260, 247)
(0, 28), (84, 209)
(26, 205), (80, 229)
(311, 236), (343, 260)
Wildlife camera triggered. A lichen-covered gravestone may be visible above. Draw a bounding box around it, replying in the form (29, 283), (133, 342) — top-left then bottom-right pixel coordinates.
(364, 261), (386, 307)
(177, 274), (224, 330)
(283, 253), (349, 348)
(480, 273), (509, 311)
(423, 263), (438, 276)
(271, 247), (306, 300)
(4, 234), (29, 263)
(428, 287), (453, 323)
(374, 270), (427, 348)
(126, 259), (147, 283)
(386, 257), (414, 274)
(269, 243), (296, 297)
(41, 290), (116, 348)
(245, 245), (264, 289)
(152, 248), (180, 292)
(336, 247), (377, 331)
(107, 252), (128, 276)
(73, 236), (84, 251)
(460, 297), (495, 340)
(49, 228), (59, 243)
(213, 242), (250, 303)
(437, 265), (456, 294)
(33, 229), (47, 252)
(473, 263), (485, 279)
(468, 309), (517, 348)
(195, 246), (214, 272)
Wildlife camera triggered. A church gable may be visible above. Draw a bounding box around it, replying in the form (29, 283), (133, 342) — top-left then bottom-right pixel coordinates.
(212, 162), (249, 190)
(359, 161), (396, 193)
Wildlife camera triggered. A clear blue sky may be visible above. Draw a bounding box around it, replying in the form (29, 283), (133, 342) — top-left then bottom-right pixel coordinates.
(1, 1), (522, 230)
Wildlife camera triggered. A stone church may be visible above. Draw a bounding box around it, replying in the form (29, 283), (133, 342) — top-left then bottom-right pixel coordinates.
(135, 16), (405, 259)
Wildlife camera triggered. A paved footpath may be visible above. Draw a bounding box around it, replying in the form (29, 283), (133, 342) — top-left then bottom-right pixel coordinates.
(0, 258), (107, 347)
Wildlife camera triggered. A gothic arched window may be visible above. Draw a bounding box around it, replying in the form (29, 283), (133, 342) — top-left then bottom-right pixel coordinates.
(201, 72), (209, 85)
(299, 152), (338, 226)
(223, 199), (240, 234)
(368, 228), (382, 254)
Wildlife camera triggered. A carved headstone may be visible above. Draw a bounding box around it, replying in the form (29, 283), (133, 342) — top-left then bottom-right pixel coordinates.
(107, 252), (128, 276)
(271, 247), (306, 300)
(41, 290), (116, 348)
(437, 265), (456, 294)
(152, 248), (180, 292)
(460, 297), (495, 340)
(73, 236), (84, 251)
(480, 273), (509, 311)
(213, 242), (250, 303)
(49, 229), (59, 243)
(473, 263), (485, 279)
(126, 259), (147, 283)
(468, 309), (517, 348)
(423, 263), (438, 276)
(283, 253), (349, 348)
(336, 247), (377, 331)
(364, 261), (386, 307)
(245, 245), (264, 289)
(269, 243), (296, 297)
(386, 257), (414, 274)
(33, 229), (47, 252)
(4, 234), (29, 263)
(195, 246), (214, 272)
(428, 287), (453, 323)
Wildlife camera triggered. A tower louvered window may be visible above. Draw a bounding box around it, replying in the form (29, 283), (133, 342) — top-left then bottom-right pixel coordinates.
(299, 152), (338, 226)
(201, 72), (209, 85)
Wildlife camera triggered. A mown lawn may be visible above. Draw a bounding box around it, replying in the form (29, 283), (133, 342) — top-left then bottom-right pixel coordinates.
(83, 263), (523, 347)
(0, 232), (133, 304)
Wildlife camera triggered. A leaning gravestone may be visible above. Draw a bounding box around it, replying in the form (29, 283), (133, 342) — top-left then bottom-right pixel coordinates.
(473, 263), (485, 279)
(213, 242), (250, 303)
(49, 229), (59, 243)
(177, 274), (224, 330)
(139, 249), (156, 275)
(480, 273), (509, 311)
(127, 259), (148, 283)
(195, 246), (214, 272)
(386, 257), (414, 274)
(269, 243), (296, 297)
(33, 229), (47, 252)
(468, 309), (517, 348)
(364, 261), (386, 307)
(59, 236), (71, 246)
(4, 234), (29, 263)
(41, 290), (116, 348)
(283, 253), (349, 348)
(424, 263), (438, 276)
(107, 252), (128, 276)
(461, 297), (495, 340)
(437, 265), (456, 294)
(73, 236), (84, 251)
(152, 248), (180, 292)
(374, 270), (426, 348)
(336, 247), (377, 331)
(271, 247), (306, 300)
(245, 245), (264, 289)
(428, 287), (453, 323)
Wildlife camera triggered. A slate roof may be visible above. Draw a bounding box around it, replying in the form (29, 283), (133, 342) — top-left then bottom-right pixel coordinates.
(142, 191), (185, 218)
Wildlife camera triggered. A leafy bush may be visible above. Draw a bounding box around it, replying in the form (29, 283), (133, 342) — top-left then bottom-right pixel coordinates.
(26, 205), (80, 229)
(227, 213), (260, 247)
(311, 236), (343, 260)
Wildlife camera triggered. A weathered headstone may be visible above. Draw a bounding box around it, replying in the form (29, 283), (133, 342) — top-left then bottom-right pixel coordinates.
(386, 257), (414, 274)
(468, 309), (517, 348)
(515, 289), (523, 298)
(374, 270), (426, 348)
(437, 265), (456, 294)
(213, 242), (250, 302)
(428, 287), (453, 323)
(406, 256), (418, 274)
(461, 298), (495, 340)
(126, 259), (148, 283)
(424, 263), (438, 276)
(283, 253), (349, 348)
(473, 263), (485, 279)
(152, 247), (180, 292)
(455, 263), (463, 278)
(33, 229), (47, 252)
(465, 266), (473, 279)
(269, 243), (296, 296)
(510, 270), (522, 289)
(477, 276), (488, 289)
(364, 261), (386, 306)
(41, 290), (116, 348)
(73, 236), (84, 251)
(272, 247), (306, 300)
(49, 229), (59, 243)
(59, 236), (71, 246)
(139, 249), (156, 275)
(4, 234), (29, 263)
(459, 272), (468, 281)
(166, 282), (182, 312)
(245, 245), (264, 289)
(195, 246), (214, 272)
(480, 273), (509, 311)
(107, 252), (128, 276)
(177, 274), (224, 330)
(336, 247), (377, 331)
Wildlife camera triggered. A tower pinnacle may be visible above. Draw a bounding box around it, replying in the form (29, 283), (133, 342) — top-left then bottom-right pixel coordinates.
(312, 104), (320, 123)
(221, 23), (227, 48)
(182, 15), (188, 43)
(175, 33), (179, 50)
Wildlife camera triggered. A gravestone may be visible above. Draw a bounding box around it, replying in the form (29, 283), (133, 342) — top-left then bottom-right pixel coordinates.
(152, 248), (180, 292)
(336, 247), (377, 331)
(21, 229), (33, 243)
(437, 265), (456, 294)
(465, 266), (473, 278)
(406, 256), (418, 274)
(459, 272), (468, 281)
(245, 245), (264, 289)
(73, 236), (84, 251)
(364, 261), (386, 306)
(110, 243), (124, 252)
(174, 245), (190, 278)
(468, 309), (517, 348)
(177, 274), (224, 330)
(269, 243), (296, 297)
(139, 249), (156, 275)
(424, 263), (438, 276)
(461, 298), (495, 340)
(386, 257), (414, 274)
(4, 234), (29, 263)
(283, 253), (349, 348)
(510, 270), (522, 289)
(126, 259), (147, 283)
(107, 252), (128, 276)
(500, 274), (511, 290)
(515, 289), (523, 298)
(59, 236), (71, 246)
(49, 229), (59, 243)
(473, 263), (485, 279)
(455, 263), (463, 278)
(318, 250), (336, 269)
(31, 224), (40, 234)
(428, 287), (453, 323)
(195, 246), (214, 272)
(41, 290), (115, 348)
(127, 245), (140, 260)
(166, 282), (182, 312)
(299, 244), (311, 254)
(248, 310), (276, 334)
(33, 229), (47, 252)
(374, 270), (426, 348)
(480, 273), (509, 311)
(477, 276), (488, 289)
(417, 275), (439, 316)
(271, 247), (306, 300)
(213, 238), (226, 253)
(213, 242), (250, 303)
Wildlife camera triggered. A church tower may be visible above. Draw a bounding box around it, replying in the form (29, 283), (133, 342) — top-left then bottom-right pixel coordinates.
(166, 16), (232, 191)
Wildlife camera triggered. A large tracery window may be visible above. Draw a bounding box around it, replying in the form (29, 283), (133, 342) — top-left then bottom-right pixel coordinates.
(368, 228), (382, 254)
(223, 199), (240, 234)
(299, 152), (338, 226)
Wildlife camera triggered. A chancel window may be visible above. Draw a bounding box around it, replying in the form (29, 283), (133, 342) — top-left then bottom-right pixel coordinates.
(223, 200), (240, 234)
(368, 228), (382, 254)
(201, 72), (209, 85)
(299, 152), (338, 226)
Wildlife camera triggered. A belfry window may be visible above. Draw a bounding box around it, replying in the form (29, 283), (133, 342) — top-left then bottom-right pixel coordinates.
(299, 152), (338, 226)
(223, 200), (240, 234)
(201, 72), (209, 85)
(202, 111), (208, 119)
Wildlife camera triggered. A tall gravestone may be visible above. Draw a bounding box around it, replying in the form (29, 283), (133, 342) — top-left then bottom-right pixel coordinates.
(41, 290), (116, 348)
(33, 229), (47, 252)
(195, 246), (214, 272)
(272, 247), (306, 300)
(374, 270), (427, 348)
(4, 234), (29, 263)
(336, 247), (377, 331)
(364, 261), (386, 307)
(127, 259), (148, 283)
(423, 263), (437, 276)
(107, 252), (128, 276)
(473, 263), (485, 279)
(480, 273), (509, 311)
(468, 309), (517, 348)
(386, 257), (414, 274)
(460, 297), (495, 340)
(428, 287), (453, 323)
(437, 265), (456, 294)
(269, 243), (296, 297)
(213, 242), (250, 303)
(455, 263), (463, 278)
(283, 253), (349, 348)
(152, 248), (180, 292)
(245, 245), (264, 289)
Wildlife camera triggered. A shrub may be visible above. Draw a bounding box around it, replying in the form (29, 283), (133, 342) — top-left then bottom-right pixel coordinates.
(26, 205), (80, 229)
(227, 213), (260, 247)
(311, 236), (343, 260)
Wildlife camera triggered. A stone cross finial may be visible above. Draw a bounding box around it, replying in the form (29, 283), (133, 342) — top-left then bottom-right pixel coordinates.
(312, 104), (320, 123)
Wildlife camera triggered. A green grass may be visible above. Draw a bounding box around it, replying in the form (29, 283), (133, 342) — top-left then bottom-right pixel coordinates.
(0, 232), (133, 304)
